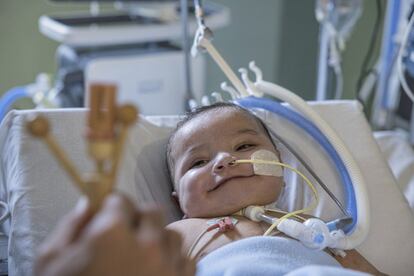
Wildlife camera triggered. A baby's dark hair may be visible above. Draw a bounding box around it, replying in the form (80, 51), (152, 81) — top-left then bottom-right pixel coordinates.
(166, 102), (275, 188)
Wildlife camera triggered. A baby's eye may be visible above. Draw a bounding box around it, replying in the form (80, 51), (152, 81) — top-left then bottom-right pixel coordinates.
(236, 143), (255, 151)
(190, 160), (209, 169)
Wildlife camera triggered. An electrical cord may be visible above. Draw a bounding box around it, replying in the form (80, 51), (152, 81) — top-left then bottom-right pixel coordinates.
(267, 128), (350, 218)
(234, 159), (319, 236)
(356, 0), (383, 103)
(187, 227), (209, 258)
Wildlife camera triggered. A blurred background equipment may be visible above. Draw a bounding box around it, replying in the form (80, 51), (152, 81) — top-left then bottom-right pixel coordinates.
(372, 0), (414, 144)
(315, 0), (363, 101)
(39, 0), (229, 114)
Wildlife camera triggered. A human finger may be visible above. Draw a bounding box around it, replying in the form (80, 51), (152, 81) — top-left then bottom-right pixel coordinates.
(162, 229), (190, 275)
(81, 193), (137, 240)
(40, 196), (91, 249)
(163, 229), (182, 259)
(34, 197), (91, 275)
(181, 257), (197, 276)
(135, 206), (165, 241)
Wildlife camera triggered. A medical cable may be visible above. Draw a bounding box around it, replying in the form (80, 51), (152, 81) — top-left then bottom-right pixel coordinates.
(397, 9), (414, 103)
(247, 83), (366, 243)
(238, 81), (369, 246)
(187, 228), (209, 258)
(239, 96), (369, 249)
(356, 0), (383, 99)
(267, 127), (350, 218)
(250, 84), (368, 232)
(235, 158), (319, 236)
(264, 208), (306, 223)
(0, 86), (30, 123)
(236, 97), (357, 231)
(237, 97), (369, 249)
(244, 63), (366, 237)
(0, 74), (53, 123)
(187, 216), (236, 259)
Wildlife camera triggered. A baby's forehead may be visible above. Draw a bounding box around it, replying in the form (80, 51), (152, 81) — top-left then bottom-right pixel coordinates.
(172, 108), (266, 150)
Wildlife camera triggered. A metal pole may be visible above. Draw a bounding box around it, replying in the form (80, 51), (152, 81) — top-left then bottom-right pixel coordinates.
(316, 23), (330, 101)
(180, 0), (194, 109)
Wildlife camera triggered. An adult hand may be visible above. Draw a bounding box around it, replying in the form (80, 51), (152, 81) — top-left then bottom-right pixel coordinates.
(34, 194), (195, 276)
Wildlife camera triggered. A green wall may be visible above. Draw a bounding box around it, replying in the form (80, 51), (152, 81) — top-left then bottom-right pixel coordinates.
(203, 0), (284, 96)
(0, 0), (383, 107)
(0, 1), (92, 93)
(342, 0), (384, 100)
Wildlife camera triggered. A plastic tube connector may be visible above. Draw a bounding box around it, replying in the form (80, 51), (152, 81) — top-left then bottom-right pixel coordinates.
(277, 218), (347, 250)
(242, 205), (265, 222)
(278, 218), (328, 250)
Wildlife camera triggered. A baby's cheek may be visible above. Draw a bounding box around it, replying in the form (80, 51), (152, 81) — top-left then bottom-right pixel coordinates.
(257, 176), (283, 203)
(178, 180), (206, 217)
(180, 195), (207, 218)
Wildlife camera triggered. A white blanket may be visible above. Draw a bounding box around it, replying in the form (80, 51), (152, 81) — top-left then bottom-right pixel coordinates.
(197, 236), (368, 276)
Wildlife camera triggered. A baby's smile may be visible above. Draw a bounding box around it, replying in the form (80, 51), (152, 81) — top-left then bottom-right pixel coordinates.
(209, 174), (256, 192)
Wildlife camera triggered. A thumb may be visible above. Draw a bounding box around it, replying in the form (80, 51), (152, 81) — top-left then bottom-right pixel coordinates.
(45, 197), (92, 249)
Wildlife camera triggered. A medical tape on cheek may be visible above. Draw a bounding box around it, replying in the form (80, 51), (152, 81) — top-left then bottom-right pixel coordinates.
(251, 150), (283, 176)
(235, 149), (283, 177)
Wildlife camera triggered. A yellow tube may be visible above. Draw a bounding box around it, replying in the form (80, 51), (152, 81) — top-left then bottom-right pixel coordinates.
(235, 159), (319, 236)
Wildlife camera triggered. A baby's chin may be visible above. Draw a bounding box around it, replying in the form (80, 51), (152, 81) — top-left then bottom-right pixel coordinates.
(182, 182), (282, 218)
(184, 200), (274, 218)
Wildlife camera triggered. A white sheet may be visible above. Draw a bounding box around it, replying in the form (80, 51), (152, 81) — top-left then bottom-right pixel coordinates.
(0, 100), (413, 276)
(374, 130), (414, 213)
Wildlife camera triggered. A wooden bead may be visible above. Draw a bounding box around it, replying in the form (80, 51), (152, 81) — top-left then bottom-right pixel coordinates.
(117, 104), (138, 125)
(26, 115), (50, 137)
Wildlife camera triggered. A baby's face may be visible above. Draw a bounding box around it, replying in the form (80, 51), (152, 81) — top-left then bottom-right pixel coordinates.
(170, 108), (283, 218)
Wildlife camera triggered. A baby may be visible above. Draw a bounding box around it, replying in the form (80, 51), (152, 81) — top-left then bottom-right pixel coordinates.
(166, 102), (384, 275)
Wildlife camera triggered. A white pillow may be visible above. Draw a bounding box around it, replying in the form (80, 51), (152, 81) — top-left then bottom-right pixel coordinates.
(0, 100), (413, 275)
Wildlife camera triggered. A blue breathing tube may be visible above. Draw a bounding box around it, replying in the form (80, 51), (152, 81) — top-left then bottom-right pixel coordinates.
(0, 86), (29, 123)
(235, 96), (357, 233)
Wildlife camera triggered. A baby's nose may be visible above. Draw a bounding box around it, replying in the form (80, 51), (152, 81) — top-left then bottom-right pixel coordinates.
(213, 153), (236, 173)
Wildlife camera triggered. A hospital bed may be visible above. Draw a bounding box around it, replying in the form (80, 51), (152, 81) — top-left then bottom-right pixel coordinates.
(0, 100), (413, 276)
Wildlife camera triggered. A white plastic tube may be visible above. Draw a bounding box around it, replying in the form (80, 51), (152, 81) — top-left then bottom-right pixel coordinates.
(255, 80), (370, 250)
(199, 38), (249, 97)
